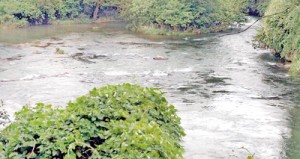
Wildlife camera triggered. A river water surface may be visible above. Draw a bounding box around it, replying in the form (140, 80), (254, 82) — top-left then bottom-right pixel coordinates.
(0, 20), (300, 159)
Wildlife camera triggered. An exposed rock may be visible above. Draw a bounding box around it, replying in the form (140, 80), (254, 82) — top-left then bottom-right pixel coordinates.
(32, 42), (51, 48)
(251, 96), (282, 100)
(32, 40), (65, 48)
(0, 55), (23, 62)
(153, 55), (168, 60)
(70, 53), (95, 64)
(212, 90), (233, 94)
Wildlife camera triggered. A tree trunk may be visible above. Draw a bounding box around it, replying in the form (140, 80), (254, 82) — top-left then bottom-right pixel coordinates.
(93, 2), (100, 19)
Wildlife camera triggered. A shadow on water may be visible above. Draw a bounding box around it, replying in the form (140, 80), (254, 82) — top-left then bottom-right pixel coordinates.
(263, 62), (300, 159)
(0, 22), (129, 44)
(286, 78), (300, 159)
(288, 104), (300, 159)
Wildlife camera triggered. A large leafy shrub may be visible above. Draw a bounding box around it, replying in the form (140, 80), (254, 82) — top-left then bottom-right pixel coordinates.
(0, 84), (185, 158)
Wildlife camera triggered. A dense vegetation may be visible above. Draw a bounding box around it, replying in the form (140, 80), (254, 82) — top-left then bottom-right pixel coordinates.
(120, 0), (247, 34)
(0, 84), (185, 158)
(256, 0), (300, 75)
(0, 0), (120, 27)
(0, 0), (276, 35)
(0, 0), (249, 33)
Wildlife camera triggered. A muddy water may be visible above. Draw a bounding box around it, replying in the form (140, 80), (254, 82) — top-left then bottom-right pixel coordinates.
(0, 20), (299, 158)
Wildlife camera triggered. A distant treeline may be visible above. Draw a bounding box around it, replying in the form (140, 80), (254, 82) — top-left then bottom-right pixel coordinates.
(0, 0), (119, 26)
(0, 0), (265, 32)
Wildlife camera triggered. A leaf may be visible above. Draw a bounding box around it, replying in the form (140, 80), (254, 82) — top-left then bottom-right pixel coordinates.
(247, 155), (253, 159)
(65, 152), (76, 159)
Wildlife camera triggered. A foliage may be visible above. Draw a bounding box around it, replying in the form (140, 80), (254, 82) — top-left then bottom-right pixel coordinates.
(0, 84), (185, 158)
(256, 0), (300, 75)
(0, 0), (87, 26)
(256, 0), (271, 15)
(290, 53), (300, 76)
(0, 0), (267, 34)
(0, 0), (119, 27)
(120, 0), (247, 33)
(0, 14), (28, 28)
(0, 0), (251, 33)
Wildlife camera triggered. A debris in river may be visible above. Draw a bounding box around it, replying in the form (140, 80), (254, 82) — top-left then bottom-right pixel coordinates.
(55, 48), (65, 54)
(204, 76), (231, 84)
(78, 48), (85, 51)
(153, 55), (168, 60)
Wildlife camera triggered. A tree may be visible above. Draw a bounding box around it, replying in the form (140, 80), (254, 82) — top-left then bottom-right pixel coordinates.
(83, 0), (107, 19)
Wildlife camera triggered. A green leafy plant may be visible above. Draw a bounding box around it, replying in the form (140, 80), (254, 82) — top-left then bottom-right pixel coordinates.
(0, 84), (185, 158)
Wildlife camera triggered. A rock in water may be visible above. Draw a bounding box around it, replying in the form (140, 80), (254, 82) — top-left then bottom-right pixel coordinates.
(153, 55), (168, 60)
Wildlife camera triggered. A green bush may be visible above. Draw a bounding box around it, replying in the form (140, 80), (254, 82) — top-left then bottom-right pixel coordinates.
(0, 0), (85, 25)
(256, 0), (271, 15)
(0, 84), (185, 158)
(0, 15), (16, 25)
(0, 14), (28, 28)
(121, 0), (247, 33)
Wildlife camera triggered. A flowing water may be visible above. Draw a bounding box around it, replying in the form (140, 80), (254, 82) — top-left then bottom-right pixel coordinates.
(0, 19), (300, 159)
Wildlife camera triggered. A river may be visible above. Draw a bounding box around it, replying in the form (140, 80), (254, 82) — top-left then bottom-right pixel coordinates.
(0, 19), (299, 159)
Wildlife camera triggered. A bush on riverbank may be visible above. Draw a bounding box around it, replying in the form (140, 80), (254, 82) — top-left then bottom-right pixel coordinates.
(0, 84), (185, 158)
(120, 0), (248, 34)
(0, 0), (84, 26)
(0, 14), (28, 28)
(256, 0), (300, 75)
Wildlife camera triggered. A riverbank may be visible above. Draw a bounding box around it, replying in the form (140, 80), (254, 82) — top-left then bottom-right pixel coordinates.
(0, 0), (249, 36)
(0, 17), (125, 30)
(0, 16), (241, 37)
(255, 0), (300, 76)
